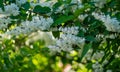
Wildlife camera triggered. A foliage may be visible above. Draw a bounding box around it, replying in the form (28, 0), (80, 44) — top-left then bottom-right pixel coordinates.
(0, 0), (120, 72)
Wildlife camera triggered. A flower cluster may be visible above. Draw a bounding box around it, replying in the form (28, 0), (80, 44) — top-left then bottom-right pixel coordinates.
(48, 26), (85, 53)
(5, 16), (53, 35)
(0, 17), (12, 30)
(78, 14), (88, 21)
(16, 0), (27, 6)
(92, 62), (103, 72)
(0, 3), (19, 16)
(92, 0), (107, 8)
(92, 61), (112, 72)
(92, 51), (105, 60)
(70, 0), (83, 12)
(92, 12), (120, 33)
(59, 26), (79, 35)
(84, 49), (105, 60)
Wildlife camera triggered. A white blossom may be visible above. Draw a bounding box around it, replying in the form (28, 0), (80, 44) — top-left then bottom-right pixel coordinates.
(5, 16), (53, 35)
(16, 0), (27, 6)
(92, 51), (105, 60)
(59, 26), (79, 35)
(92, 62), (103, 72)
(92, 12), (120, 33)
(92, 0), (107, 8)
(71, 0), (82, 4)
(70, 0), (83, 12)
(84, 49), (93, 60)
(0, 3), (19, 16)
(0, 17), (12, 30)
(78, 14), (88, 21)
(48, 29), (85, 53)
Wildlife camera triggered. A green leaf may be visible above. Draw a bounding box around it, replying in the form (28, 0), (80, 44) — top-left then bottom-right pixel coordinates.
(65, 0), (72, 4)
(33, 5), (51, 14)
(74, 4), (91, 17)
(0, 0), (4, 11)
(52, 2), (62, 11)
(22, 2), (30, 10)
(79, 43), (92, 62)
(53, 15), (74, 26)
(74, 8), (84, 17)
(85, 35), (96, 41)
(52, 31), (60, 38)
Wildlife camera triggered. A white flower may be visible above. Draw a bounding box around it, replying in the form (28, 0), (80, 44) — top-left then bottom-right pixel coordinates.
(92, 0), (107, 8)
(0, 17), (12, 30)
(5, 16), (53, 35)
(92, 51), (105, 60)
(78, 14), (88, 21)
(70, 0), (82, 4)
(16, 0), (27, 6)
(0, 3), (19, 16)
(48, 28), (85, 53)
(59, 26), (79, 35)
(92, 12), (120, 33)
(70, 0), (83, 12)
(92, 62), (103, 72)
(84, 49), (93, 60)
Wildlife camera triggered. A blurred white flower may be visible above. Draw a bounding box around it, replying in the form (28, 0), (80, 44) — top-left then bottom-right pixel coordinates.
(48, 26), (85, 52)
(59, 26), (79, 35)
(92, 62), (103, 72)
(5, 16), (53, 35)
(92, 0), (107, 8)
(92, 51), (105, 60)
(16, 0), (27, 6)
(92, 12), (120, 33)
(0, 17), (12, 30)
(0, 3), (19, 16)
(78, 14), (88, 21)
(26, 31), (55, 46)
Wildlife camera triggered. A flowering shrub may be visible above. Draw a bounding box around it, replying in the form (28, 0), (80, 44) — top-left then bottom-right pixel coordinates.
(0, 0), (120, 72)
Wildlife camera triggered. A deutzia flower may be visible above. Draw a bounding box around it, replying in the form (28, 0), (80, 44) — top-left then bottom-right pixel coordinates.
(0, 17), (12, 30)
(59, 26), (79, 35)
(48, 26), (85, 53)
(92, 0), (107, 8)
(92, 12), (120, 33)
(0, 3), (19, 16)
(16, 0), (27, 6)
(92, 62), (103, 72)
(92, 51), (105, 60)
(78, 14), (88, 21)
(70, 0), (83, 12)
(5, 16), (53, 35)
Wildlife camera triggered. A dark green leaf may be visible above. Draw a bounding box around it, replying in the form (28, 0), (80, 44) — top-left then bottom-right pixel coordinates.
(53, 15), (74, 26)
(33, 5), (51, 14)
(79, 43), (92, 62)
(52, 2), (62, 11)
(85, 35), (96, 41)
(52, 31), (60, 38)
(22, 2), (30, 10)
(0, 0), (4, 11)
